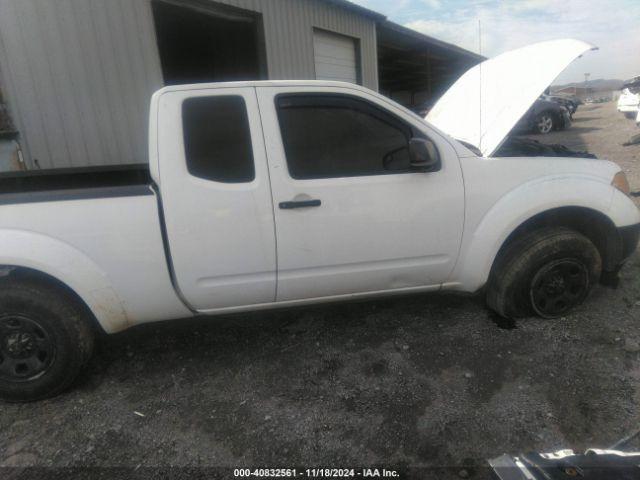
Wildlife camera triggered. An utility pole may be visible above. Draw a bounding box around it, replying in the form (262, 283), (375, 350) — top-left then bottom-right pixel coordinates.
(584, 72), (590, 97)
(478, 19), (482, 152)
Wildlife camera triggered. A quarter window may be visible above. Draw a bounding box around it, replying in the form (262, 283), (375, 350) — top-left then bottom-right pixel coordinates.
(276, 94), (415, 180)
(182, 96), (255, 183)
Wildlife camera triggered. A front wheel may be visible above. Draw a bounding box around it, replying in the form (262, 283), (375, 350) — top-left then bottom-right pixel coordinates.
(0, 278), (94, 402)
(486, 227), (601, 319)
(534, 112), (555, 134)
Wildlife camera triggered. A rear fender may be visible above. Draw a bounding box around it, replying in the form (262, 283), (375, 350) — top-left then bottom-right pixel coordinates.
(0, 229), (128, 333)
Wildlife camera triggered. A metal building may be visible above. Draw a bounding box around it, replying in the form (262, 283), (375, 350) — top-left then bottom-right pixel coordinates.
(0, 0), (480, 170)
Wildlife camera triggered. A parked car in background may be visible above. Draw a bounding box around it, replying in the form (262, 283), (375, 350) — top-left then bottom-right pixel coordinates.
(543, 93), (581, 118)
(618, 76), (640, 119)
(514, 97), (571, 134)
(618, 89), (639, 118)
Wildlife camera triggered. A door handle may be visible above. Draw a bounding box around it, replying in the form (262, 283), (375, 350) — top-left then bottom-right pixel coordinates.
(279, 199), (322, 209)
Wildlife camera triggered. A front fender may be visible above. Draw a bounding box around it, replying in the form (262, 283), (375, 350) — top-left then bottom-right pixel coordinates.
(452, 175), (618, 292)
(0, 229), (128, 333)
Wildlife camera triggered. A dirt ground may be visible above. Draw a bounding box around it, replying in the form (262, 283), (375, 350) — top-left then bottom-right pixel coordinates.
(1, 103), (640, 479)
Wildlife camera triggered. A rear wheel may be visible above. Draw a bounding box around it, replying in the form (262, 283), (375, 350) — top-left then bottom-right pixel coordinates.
(534, 112), (555, 134)
(0, 278), (94, 402)
(486, 227), (601, 319)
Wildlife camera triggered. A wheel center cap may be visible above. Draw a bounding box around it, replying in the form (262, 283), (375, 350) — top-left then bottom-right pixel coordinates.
(5, 332), (35, 358)
(546, 275), (566, 295)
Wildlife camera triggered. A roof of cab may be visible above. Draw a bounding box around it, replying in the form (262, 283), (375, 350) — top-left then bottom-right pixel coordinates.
(154, 80), (374, 95)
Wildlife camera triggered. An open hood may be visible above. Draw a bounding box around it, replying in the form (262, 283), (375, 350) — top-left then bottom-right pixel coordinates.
(426, 39), (597, 157)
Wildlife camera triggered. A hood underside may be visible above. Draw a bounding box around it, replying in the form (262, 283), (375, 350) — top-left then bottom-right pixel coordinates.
(426, 39), (597, 157)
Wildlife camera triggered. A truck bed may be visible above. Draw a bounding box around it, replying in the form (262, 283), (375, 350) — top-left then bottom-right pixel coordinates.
(0, 162), (190, 329)
(0, 164), (152, 204)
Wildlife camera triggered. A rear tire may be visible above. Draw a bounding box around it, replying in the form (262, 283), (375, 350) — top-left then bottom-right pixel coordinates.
(486, 227), (601, 319)
(0, 278), (94, 402)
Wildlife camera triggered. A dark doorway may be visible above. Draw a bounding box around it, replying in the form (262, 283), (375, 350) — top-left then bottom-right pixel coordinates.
(152, 1), (266, 85)
(377, 21), (481, 112)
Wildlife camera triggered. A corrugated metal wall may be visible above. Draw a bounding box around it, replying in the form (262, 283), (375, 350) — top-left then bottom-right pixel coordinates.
(0, 0), (164, 169)
(0, 0), (378, 169)
(217, 0), (379, 87)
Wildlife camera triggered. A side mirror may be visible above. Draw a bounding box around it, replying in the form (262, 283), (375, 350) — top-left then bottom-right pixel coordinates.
(409, 138), (441, 172)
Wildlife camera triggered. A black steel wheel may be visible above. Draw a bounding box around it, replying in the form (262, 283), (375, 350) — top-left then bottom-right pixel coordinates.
(487, 227), (601, 319)
(0, 315), (56, 382)
(529, 259), (590, 318)
(0, 276), (94, 402)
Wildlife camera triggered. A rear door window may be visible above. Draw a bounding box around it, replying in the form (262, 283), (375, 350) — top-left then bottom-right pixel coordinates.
(182, 96), (255, 183)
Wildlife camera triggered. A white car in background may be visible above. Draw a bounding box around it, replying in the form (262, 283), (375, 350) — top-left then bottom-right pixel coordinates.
(618, 76), (640, 119)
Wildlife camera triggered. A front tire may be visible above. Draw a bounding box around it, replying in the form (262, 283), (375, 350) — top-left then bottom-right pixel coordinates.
(0, 278), (94, 402)
(486, 227), (601, 319)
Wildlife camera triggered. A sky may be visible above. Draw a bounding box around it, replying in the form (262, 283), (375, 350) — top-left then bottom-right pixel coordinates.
(350, 0), (640, 84)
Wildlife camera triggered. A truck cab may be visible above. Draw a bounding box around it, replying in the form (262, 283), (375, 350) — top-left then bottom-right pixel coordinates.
(152, 81), (464, 312)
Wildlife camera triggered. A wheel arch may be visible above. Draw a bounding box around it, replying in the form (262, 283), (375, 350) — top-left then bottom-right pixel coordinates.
(0, 230), (130, 333)
(490, 206), (620, 278)
(0, 266), (106, 335)
(451, 177), (620, 292)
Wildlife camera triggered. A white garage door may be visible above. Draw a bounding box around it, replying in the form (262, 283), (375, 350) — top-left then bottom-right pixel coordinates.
(313, 29), (358, 84)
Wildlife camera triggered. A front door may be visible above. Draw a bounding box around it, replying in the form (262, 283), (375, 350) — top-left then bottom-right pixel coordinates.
(257, 86), (465, 302)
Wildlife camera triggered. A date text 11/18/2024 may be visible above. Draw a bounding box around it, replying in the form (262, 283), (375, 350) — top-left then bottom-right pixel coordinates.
(233, 468), (400, 478)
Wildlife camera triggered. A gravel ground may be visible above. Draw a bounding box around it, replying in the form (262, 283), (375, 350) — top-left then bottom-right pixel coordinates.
(1, 102), (639, 479)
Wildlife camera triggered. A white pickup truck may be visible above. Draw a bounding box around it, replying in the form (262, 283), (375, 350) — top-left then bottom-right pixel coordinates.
(0, 40), (638, 402)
